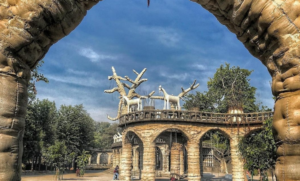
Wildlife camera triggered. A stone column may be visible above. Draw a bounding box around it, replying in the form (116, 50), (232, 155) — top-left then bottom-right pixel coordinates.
(113, 150), (117, 168)
(88, 156), (91, 165)
(187, 140), (201, 181)
(199, 141), (203, 176)
(171, 142), (182, 175)
(162, 145), (170, 174)
(142, 142), (156, 181)
(120, 143), (132, 181)
(116, 149), (121, 167)
(180, 147), (184, 176)
(230, 135), (245, 181)
(108, 153), (112, 165)
(133, 148), (139, 171)
(97, 153), (100, 165)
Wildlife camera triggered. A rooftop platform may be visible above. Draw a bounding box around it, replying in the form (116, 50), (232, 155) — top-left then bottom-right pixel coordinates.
(118, 110), (273, 126)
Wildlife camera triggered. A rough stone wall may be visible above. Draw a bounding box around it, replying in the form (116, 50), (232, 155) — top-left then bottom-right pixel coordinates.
(230, 135), (245, 181)
(187, 140), (201, 181)
(170, 142), (182, 175)
(120, 142), (132, 181)
(190, 1), (300, 180)
(120, 122), (257, 181)
(141, 141), (156, 181)
(0, 1), (100, 180)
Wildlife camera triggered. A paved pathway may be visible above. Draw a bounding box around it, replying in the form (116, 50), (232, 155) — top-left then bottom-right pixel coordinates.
(22, 169), (270, 181)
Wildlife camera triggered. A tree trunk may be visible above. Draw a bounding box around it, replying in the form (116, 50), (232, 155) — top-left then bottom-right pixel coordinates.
(31, 156), (34, 171)
(0, 1), (100, 180)
(38, 155), (41, 171)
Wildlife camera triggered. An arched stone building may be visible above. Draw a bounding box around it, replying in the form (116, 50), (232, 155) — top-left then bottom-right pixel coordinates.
(86, 149), (113, 170)
(112, 108), (273, 181)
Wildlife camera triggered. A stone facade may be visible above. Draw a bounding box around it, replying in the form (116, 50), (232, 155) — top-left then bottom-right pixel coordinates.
(111, 110), (271, 181)
(86, 149), (113, 170)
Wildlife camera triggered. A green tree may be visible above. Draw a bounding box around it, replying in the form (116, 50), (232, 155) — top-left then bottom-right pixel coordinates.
(56, 105), (95, 164)
(76, 150), (91, 176)
(23, 61), (52, 170)
(238, 118), (277, 180)
(93, 122), (118, 149)
(44, 141), (68, 180)
(23, 99), (58, 170)
(207, 63), (257, 113)
(183, 63), (263, 113)
(202, 131), (230, 173)
(182, 91), (215, 111)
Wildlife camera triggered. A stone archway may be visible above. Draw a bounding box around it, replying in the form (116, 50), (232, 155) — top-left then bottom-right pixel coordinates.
(198, 129), (232, 177)
(1, 1), (300, 180)
(91, 152), (98, 164)
(100, 153), (108, 165)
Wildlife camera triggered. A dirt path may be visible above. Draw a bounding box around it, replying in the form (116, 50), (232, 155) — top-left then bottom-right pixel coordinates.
(22, 169), (114, 181)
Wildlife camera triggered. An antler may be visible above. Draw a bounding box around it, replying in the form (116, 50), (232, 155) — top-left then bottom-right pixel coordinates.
(104, 66), (127, 96)
(140, 91), (155, 99)
(178, 80), (200, 98)
(126, 68), (154, 99)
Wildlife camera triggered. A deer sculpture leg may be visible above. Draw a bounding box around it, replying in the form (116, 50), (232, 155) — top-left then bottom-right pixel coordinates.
(0, 0), (100, 180)
(191, 0), (300, 180)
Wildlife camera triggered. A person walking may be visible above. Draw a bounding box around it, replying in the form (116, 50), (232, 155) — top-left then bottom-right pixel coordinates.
(76, 168), (80, 177)
(113, 165), (119, 180)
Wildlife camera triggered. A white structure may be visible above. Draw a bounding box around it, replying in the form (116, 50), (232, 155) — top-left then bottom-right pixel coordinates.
(122, 95), (142, 113)
(113, 132), (122, 143)
(159, 85), (181, 110)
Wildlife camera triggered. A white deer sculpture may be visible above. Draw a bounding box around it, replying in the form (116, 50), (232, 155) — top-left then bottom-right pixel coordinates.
(159, 85), (181, 110)
(122, 95), (142, 113)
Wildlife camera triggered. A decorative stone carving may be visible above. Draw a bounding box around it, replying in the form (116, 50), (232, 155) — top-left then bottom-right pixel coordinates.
(157, 80), (199, 110)
(113, 132), (122, 143)
(104, 67), (154, 120)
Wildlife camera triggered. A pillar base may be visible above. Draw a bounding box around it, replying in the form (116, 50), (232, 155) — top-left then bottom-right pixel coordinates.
(188, 176), (201, 181)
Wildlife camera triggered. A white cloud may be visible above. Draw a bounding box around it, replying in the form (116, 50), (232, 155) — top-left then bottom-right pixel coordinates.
(47, 74), (103, 87)
(139, 26), (181, 47)
(78, 48), (118, 62)
(160, 72), (188, 80)
(66, 68), (89, 76)
(194, 64), (207, 70)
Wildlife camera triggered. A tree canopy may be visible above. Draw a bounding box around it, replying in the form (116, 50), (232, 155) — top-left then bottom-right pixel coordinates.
(238, 118), (277, 178)
(183, 63), (269, 113)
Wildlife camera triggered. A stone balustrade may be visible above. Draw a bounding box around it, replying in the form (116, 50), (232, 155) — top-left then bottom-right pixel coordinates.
(119, 110), (273, 126)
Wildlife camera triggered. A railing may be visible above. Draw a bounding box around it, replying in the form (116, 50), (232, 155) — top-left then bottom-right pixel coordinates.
(118, 110), (273, 126)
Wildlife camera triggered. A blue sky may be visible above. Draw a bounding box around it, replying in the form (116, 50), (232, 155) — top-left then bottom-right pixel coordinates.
(37, 0), (274, 122)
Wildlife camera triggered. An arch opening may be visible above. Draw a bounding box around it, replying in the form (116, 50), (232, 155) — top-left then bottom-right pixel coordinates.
(90, 152), (98, 164)
(200, 129), (232, 176)
(100, 153), (108, 165)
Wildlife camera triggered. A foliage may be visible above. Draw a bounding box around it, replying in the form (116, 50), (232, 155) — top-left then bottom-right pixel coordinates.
(202, 130), (230, 173)
(23, 99), (57, 166)
(238, 118), (277, 177)
(182, 91), (215, 111)
(28, 60), (49, 103)
(93, 122), (119, 149)
(44, 141), (67, 169)
(56, 104), (95, 157)
(207, 63), (258, 112)
(76, 150), (91, 176)
(183, 63), (262, 113)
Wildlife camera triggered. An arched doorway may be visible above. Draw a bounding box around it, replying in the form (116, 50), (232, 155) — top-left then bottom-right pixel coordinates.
(155, 147), (163, 170)
(152, 128), (189, 179)
(122, 131), (144, 180)
(199, 129), (231, 177)
(100, 153), (108, 165)
(90, 152), (98, 164)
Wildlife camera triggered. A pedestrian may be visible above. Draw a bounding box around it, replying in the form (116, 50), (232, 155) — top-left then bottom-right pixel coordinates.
(76, 168), (80, 177)
(113, 165), (119, 180)
(170, 176), (176, 181)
